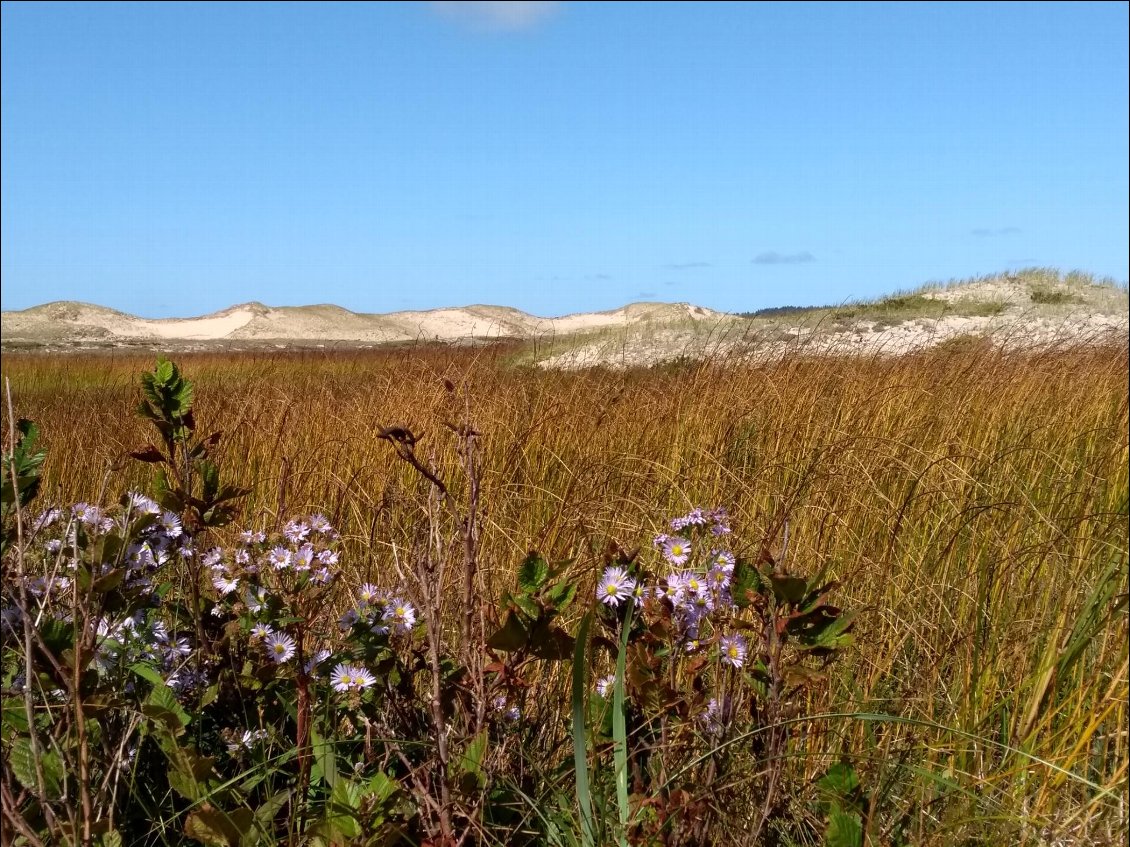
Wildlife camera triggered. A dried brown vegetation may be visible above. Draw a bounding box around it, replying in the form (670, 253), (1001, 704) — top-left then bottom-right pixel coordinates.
(2, 340), (1127, 843)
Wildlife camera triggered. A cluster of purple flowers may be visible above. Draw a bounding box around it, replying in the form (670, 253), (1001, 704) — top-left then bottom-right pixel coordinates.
(209, 514), (340, 596)
(593, 507), (752, 726)
(201, 515), (348, 667)
(330, 663), (377, 692)
(14, 495), (203, 693)
(491, 694), (521, 722)
(339, 583), (418, 637)
(200, 515), (420, 699)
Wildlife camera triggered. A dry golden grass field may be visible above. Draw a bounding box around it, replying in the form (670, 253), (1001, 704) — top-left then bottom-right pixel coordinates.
(2, 340), (1127, 845)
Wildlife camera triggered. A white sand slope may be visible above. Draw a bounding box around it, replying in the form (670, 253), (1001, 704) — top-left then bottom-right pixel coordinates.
(144, 309), (257, 339)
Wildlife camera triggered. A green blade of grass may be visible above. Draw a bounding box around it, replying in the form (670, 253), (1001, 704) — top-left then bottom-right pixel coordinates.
(572, 609), (595, 847)
(612, 599), (634, 845)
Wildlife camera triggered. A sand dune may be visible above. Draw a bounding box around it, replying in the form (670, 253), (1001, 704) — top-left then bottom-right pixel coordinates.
(0, 299), (727, 347)
(3, 273), (1125, 367)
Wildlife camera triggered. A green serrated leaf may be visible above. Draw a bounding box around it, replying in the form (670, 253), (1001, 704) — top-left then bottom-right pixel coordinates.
(132, 663), (191, 733)
(528, 623), (575, 660)
(360, 771), (398, 805)
(93, 568), (127, 594)
(1, 701), (30, 734)
(730, 559), (762, 608)
(769, 574), (808, 605)
(824, 810), (863, 847)
(518, 553), (550, 593)
(817, 762), (861, 799)
(543, 579), (578, 611)
(185, 806), (246, 847)
(486, 612), (528, 652)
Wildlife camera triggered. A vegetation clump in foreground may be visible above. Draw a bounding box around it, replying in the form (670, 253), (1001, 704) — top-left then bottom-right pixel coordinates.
(2, 344), (1127, 845)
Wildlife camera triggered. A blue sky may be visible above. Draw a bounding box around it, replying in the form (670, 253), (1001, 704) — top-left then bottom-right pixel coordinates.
(2, 1), (1127, 318)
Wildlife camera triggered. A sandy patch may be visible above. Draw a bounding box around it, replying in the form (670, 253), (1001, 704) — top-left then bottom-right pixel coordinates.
(135, 310), (256, 340)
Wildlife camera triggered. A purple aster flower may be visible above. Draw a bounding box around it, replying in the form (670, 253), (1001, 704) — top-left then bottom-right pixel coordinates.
(688, 587), (715, 617)
(671, 508), (707, 532)
(711, 550), (736, 571)
(159, 511), (183, 539)
(596, 567), (635, 607)
(492, 694), (521, 722)
(656, 574), (684, 605)
(212, 575), (239, 595)
(126, 492), (161, 516)
(201, 547), (224, 569)
(662, 537), (692, 566)
(719, 633), (748, 668)
(226, 728), (268, 753)
(161, 636), (193, 660)
(596, 674), (616, 698)
(331, 663), (375, 692)
(33, 508), (62, 531)
(72, 502), (102, 526)
(250, 622), (273, 641)
(351, 666), (376, 689)
(283, 520), (310, 544)
(383, 598), (417, 633)
(707, 565), (732, 592)
(126, 543), (156, 570)
(676, 570), (705, 597)
(264, 632), (297, 663)
(338, 608), (361, 631)
(701, 696), (731, 736)
(266, 546), (292, 570)
(330, 663), (355, 692)
(316, 548), (339, 566)
(304, 649), (331, 674)
(293, 543), (314, 571)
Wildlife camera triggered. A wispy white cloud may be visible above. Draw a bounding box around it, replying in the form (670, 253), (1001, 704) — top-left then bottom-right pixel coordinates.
(752, 251), (815, 265)
(430, 1), (561, 32)
(971, 227), (1021, 237)
(663, 261), (712, 270)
